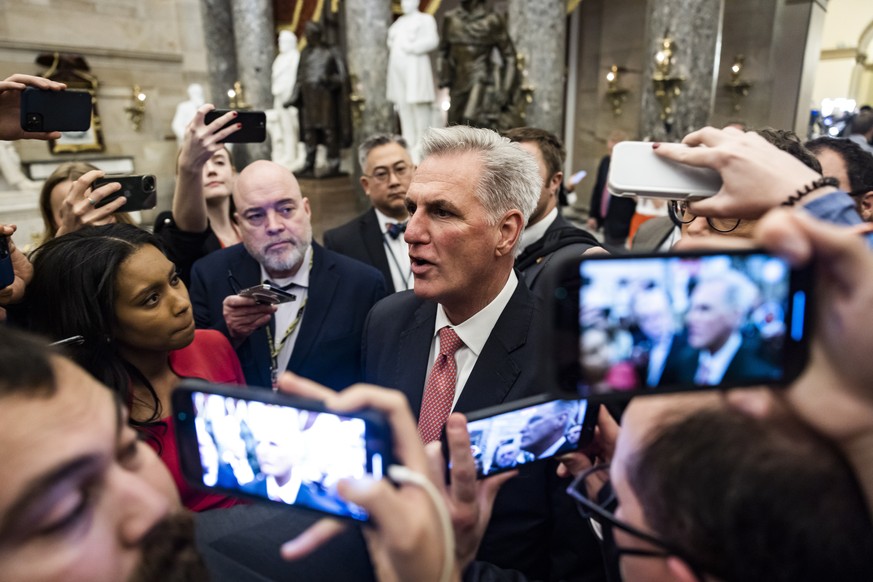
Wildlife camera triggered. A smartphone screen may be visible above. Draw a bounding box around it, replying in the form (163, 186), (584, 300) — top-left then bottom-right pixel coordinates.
(554, 250), (813, 400)
(461, 395), (597, 478)
(173, 381), (392, 521)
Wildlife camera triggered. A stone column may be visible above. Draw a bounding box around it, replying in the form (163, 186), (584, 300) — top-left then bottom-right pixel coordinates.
(230, 0), (275, 163)
(508, 0), (566, 135)
(198, 0), (238, 108)
(344, 0), (393, 175)
(640, 0), (724, 141)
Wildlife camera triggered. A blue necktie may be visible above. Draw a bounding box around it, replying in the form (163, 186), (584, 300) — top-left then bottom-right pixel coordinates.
(386, 222), (406, 240)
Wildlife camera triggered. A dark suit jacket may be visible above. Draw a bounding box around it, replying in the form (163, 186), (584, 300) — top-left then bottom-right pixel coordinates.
(663, 340), (781, 386)
(588, 155), (636, 241)
(362, 281), (606, 581)
(196, 504), (374, 582)
(516, 215), (602, 295)
(323, 208), (396, 293)
(190, 242), (387, 390)
(240, 475), (357, 518)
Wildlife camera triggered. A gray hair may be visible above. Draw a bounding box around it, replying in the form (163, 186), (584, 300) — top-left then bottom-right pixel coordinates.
(357, 133), (409, 169)
(419, 126), (540, 255)
(698, 270), (760, 316)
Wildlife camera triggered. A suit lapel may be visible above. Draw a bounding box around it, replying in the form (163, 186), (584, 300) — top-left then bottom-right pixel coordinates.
(395, 301), (437, 417)
(235, 249), (273, 387)
(454, 281), (535, 414)
(361, 209), (395, 293)
(289, 244), (336, 370)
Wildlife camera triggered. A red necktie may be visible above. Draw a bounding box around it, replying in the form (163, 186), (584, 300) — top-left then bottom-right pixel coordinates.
(418, 326), (464, 443)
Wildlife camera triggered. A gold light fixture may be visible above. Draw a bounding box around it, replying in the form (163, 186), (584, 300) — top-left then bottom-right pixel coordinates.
(227, 81), (250, 110)
(125, 85), (147, 132)
(651, 37), (684, 122)
(605, 65), (629, 116)
(725, 54), (752, 113)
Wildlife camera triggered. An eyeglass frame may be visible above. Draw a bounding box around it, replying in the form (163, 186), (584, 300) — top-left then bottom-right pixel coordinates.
(566, 463), (706, 579)
(668, 200), (741, 233)
(362, 162), (410, 183)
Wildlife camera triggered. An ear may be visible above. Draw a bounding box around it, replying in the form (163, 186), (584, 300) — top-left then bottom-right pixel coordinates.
(549, 171), (563, 197)
(360, 175), (371, 197)
(495, 209), (525, 257)
(665, 556), (700, 582)
(860, 191), (873, 221)
(303, 197), (312, 218)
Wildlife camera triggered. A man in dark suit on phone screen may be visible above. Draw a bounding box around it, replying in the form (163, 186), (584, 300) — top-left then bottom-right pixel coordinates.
(362, 125), (606, 581)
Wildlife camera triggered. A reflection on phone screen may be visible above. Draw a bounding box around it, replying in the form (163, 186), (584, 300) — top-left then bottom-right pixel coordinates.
(467, 399), (588, 477)
(578, 253), (799, 397)
(190, 391), (371, 520)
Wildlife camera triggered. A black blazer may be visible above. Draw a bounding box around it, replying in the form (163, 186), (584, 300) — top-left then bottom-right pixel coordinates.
(323, 208), (396, 293)
(589, 155), (636, 240)
(189, 242), (387, 390)
(662, 340), (781, 386)
(517, 215), (602, 295)
(362, 281), (606, 581)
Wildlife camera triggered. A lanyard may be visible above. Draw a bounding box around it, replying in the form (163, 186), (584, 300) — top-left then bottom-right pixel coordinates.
(265, 253), (313, 390)
(382, 234), (412, 291)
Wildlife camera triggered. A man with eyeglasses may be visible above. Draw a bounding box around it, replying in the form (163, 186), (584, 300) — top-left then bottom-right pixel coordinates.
(805, 136), (873, 222)
(189, 160), (386, 390)
(324, 134), (415, 293)
(568, 396), (873, 582)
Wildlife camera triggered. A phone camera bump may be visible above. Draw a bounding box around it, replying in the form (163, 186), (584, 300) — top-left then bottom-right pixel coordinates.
(25, 112), (43, 131)
(142, 175), (156, 192)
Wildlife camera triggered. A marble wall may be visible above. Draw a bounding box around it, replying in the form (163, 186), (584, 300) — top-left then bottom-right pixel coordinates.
(0, 0), (211, 229)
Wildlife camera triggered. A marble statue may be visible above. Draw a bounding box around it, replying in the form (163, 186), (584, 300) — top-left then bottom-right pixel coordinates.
(0, 141), (38, 191)
(387, 0), (439, 162)
(171, 83), (205, 145)
(270, 30), (302, 170)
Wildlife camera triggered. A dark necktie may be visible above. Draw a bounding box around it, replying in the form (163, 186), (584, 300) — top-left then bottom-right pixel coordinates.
(386, 222), (407, 240)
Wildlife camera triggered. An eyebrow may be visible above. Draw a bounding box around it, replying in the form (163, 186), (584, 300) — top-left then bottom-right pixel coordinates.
(419, 197), (462, 215)
(130, 264), (177, 304)
(240, 198), (296, 214)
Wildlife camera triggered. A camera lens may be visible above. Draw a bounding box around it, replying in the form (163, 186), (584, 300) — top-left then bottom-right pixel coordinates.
(25, 113), (42, 131)
(142, 175), (156, 191)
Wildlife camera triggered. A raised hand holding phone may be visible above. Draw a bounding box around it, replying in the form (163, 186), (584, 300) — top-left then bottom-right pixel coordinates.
(0, 74), (67, 141)
(55, 170), (127, 238)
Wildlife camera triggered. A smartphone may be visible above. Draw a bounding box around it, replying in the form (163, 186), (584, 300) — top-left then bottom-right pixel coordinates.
(452, 394), (599, 479)
(0, 236), (14, 290)
(204, 110), (267, 143)
(238, 283), (297, 305)
(92, 175), (158, 211)
(607, 141), (722, 200)
(173, 379), (393, 522)
(552, 249), (814, 401)
(20, 88), (92, 132)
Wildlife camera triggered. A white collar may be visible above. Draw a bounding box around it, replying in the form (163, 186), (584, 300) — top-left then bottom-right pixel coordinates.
(520, 207), (559, 252)
(265, 472), (303, 504)
(698, 331), (743, 379)
(260, 245), (312, 289)
(433, 271), (518, 357)
(539, 436), (568, 459)
(373, 207), (408, 236)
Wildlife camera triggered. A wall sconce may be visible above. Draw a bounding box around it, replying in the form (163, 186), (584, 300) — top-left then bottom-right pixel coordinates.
(725, 54), (752, 113)
(349, 73), (365, 129)
(605, 65), (629, 116)
(516, 53), (536, 120)
(651, 37), (684, 122)
(125, 85), (147, 132)
(227, 81), (250, 110)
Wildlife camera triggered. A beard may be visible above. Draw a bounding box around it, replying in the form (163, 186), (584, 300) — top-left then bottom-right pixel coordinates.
(245, 225), (313, 277)
(128, 512), (209, 582)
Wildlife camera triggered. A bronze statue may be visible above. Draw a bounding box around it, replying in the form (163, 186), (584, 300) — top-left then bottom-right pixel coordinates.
(287, 21), (352, 178)
(437, 0), (517, 130)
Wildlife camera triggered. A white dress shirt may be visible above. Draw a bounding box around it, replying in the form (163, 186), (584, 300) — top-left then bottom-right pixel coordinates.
(538, 436), (568, 459)
(374, 208), (413, 292)
(262, 245), (312, 376)
(265, 472), (303, 504)
(519, 207), (558, 254)
(695, 332), (743, 385)
(427, 271), (519, 408)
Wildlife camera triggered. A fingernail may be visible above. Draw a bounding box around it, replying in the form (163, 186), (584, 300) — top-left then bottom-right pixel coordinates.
(237, 123), (242, 128)
(652, 143), (661, 149)
(232, 111), (238, 117)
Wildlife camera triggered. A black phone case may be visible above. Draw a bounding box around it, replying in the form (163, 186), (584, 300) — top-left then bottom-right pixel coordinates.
(204, 110), (267, 143)
(20, 88), (92, 132)
(93, 175), (158, 211)
(0, 237), (14, 290)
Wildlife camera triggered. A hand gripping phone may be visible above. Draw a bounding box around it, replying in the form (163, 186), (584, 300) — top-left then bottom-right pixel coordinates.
(173, 380), (394, 522)
(204, 110), (267, 143)
(552, 249), (814, 401)
(0, 236), (14, 290)
(93, 175), (158, 211)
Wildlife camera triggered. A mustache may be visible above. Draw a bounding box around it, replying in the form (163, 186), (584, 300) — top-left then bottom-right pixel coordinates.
(128, 512), (209, 582)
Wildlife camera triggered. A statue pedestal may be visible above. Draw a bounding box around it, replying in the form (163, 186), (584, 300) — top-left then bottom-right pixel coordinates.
(299, 176), (362, 243)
